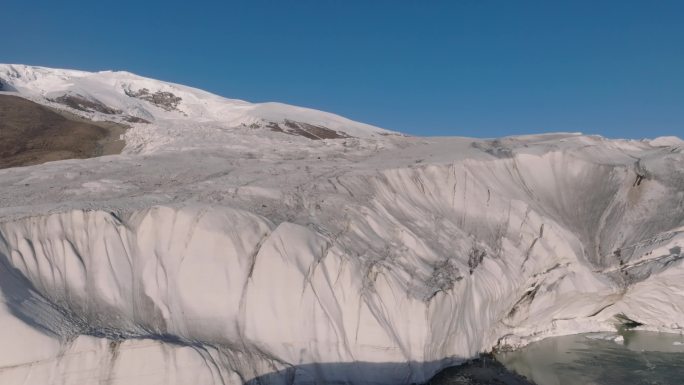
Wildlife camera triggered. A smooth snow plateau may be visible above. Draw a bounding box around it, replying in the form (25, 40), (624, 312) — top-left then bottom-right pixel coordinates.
(0, 64), (683, 385)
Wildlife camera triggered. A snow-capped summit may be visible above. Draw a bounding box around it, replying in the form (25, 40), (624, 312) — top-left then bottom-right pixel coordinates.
(0, 64), (394, 153)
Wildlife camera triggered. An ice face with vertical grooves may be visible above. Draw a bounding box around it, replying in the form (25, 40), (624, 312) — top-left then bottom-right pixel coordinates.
(1, 144), (683, 384)
(0, 65), (683, 384)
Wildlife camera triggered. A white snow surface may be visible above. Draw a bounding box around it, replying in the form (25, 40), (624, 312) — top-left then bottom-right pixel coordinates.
(0, 64), (684, 384)
(0, 64), (393, 151)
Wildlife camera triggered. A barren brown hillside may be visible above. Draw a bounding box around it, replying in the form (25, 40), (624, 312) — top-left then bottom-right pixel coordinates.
(0, 95), (126, 169)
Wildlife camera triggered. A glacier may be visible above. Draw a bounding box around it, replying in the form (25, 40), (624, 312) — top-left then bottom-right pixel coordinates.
(0, 64), (683, 384)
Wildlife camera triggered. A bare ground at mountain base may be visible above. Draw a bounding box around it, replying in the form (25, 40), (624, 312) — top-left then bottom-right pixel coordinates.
(0, 94), (127, 169)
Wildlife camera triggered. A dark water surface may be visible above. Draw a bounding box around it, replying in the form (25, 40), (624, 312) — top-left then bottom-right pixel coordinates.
(495, 331), (684, 385)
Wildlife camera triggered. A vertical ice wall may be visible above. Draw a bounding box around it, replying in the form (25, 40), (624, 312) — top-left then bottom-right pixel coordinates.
(0, 143), (682, 384)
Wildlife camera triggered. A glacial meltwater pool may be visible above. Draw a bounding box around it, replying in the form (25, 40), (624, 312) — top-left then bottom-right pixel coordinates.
(496, 331), (684, 385)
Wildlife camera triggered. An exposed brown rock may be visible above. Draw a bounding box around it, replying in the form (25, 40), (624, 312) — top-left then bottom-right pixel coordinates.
(53, 94), (122, 115)
(0, 95), (127, 169)
(267, 119), (351, 140)
(123, 115), (151, 124)
(125, 88), (182, 112)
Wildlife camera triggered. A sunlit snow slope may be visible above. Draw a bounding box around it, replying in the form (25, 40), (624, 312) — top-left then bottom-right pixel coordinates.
(0, 64), (683, 385)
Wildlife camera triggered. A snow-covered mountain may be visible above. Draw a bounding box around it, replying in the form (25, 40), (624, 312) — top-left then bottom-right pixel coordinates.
(0, 64), (683, 385)
(0, 64), (395, 153)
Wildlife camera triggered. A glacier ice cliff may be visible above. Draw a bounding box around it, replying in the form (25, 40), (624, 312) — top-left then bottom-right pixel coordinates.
(0, 64), (683, 384)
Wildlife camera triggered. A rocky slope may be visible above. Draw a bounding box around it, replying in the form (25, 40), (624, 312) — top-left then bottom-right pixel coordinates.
(0, 94), (126, 169)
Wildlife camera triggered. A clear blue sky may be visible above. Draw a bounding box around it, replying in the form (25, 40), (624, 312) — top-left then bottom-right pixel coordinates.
(3, 0), (682, 138)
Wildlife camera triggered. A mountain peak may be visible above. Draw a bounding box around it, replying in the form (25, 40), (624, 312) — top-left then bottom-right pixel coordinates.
(0, 64), (396, 153)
